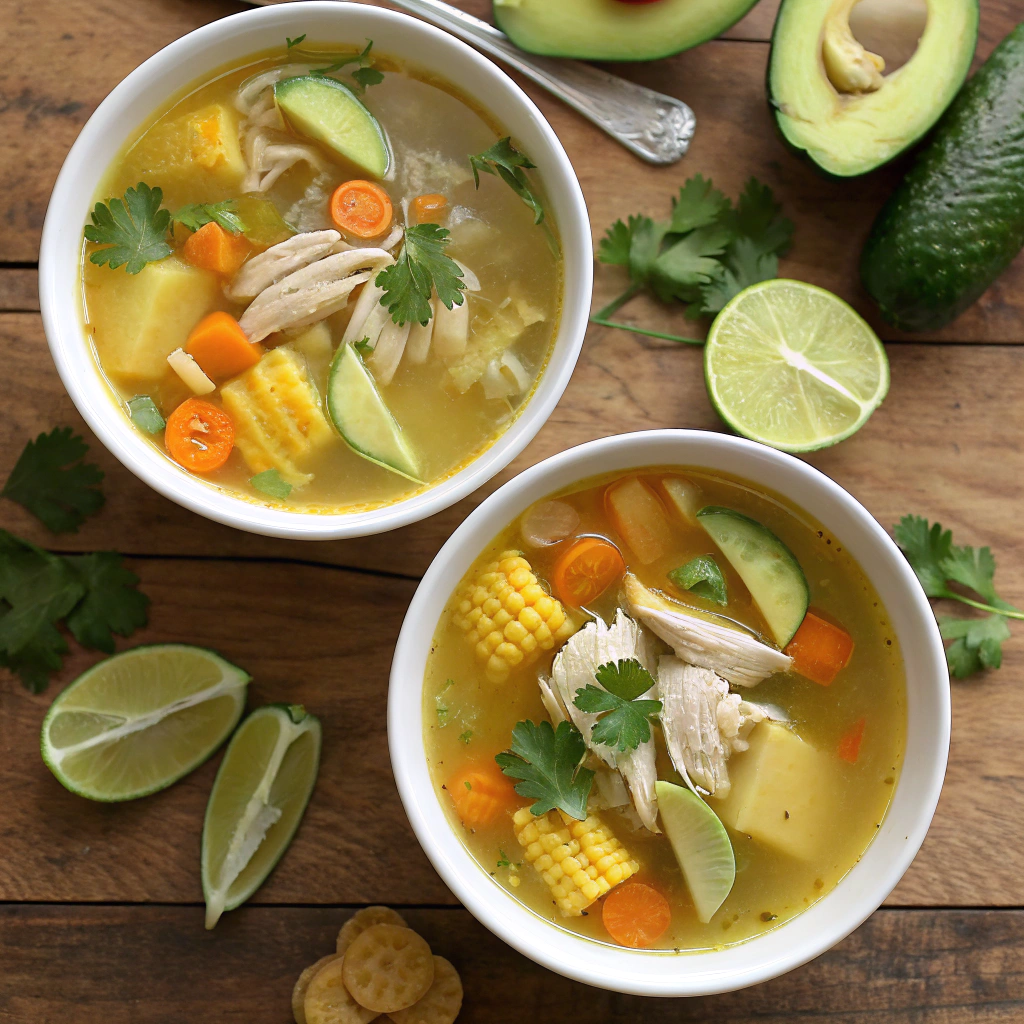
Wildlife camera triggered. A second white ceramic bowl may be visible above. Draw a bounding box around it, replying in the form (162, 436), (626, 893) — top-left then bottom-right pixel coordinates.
(389, 429), (949, 996)
(39, 2), (591, 539)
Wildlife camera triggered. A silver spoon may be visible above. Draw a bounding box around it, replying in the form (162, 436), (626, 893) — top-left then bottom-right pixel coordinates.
(244, 0), (696, 164)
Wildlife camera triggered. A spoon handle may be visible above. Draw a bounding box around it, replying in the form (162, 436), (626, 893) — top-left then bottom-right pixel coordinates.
(386, 0), (696, 165)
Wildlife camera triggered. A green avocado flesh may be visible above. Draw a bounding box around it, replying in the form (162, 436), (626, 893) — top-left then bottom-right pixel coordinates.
(492, 0), (758, 61)
(862, 23), (1024, 331)
(768, 0), (979, 177)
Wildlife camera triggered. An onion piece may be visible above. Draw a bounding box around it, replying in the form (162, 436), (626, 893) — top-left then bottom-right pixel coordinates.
(167, 349), (216, 395)
(368, 320), (411, 386)
(500, 351), (531, 393)
(406, 296), (436, 364)
(520, 500), (580, 548)
(433, 297), (469, 364)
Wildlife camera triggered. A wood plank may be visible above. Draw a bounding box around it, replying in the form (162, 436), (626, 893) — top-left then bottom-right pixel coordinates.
(0, 555), (1020, 907)
(0, 905), (1021, 1023)
(4, 2), (1024, 339)
(0, 270), (37, 313)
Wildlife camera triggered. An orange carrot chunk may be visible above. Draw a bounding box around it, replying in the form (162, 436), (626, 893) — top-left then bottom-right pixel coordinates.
(182, 221), (250, 276)
(601, 882), (672, 949)
(604, 476), (673, 565)
(165, 397), (234, 473)
(552, 536), (625, 608)
(838, 718), (866, 764)
(185, 311), (262, 382)
(411, 192), (448, 224)
(784, 611), (855, 686)
(447, 761), (519, 828)
(330, 180), (393, 238)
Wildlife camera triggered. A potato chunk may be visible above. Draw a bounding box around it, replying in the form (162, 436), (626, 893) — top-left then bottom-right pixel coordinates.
(712, 722), (834, 860)
(88, 257), (220, 380)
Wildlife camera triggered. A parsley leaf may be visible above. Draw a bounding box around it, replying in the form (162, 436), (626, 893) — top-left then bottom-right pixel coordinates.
(595, 658), (658, 701)
(572, 659), (661, 753)
(1, 427), (104, 533)
(172, 200), (246, 235)
(669, 556), (727, 606)
(894, 515), (1023, 678)
(84, 182), (173, 274)
(376, 223), (465, 326)
(470, 137), (544, 225)
(64, 552), (150, 653)
(352, 66), (385, 91)
(495, 719), (594, 819)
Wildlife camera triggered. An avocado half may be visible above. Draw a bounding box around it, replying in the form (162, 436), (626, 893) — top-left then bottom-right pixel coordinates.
(768, 0), (979, 177)
(492, 0), (760, 62)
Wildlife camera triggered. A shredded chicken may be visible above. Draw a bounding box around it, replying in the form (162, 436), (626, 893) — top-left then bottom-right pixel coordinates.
(624, 575), (792, 687)
(542, 609), (661, 833)
(227, 230), (342, 302)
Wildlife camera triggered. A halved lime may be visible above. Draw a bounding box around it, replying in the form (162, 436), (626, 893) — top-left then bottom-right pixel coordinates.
(202, 704), (321, 929)
(704, 279), (889, 452)
(41, 645), (249, 802)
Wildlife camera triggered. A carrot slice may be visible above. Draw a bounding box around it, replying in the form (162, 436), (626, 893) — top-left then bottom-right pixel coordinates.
(552, 536), (625, 608)
(330, 180), (393, 238)
(165, 397), (234, 473)
(185, 311), (262, 382)
(411, 193), (447, 224)
(447, 761), (519, 827)
(601, 882), (672, 948)
(838, 718), (866, 764)
(784, 611), (855, 686)
(182, 221), (250, 276)
(604, 476), (673, 565)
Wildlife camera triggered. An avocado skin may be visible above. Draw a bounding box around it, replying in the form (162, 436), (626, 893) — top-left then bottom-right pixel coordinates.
(862, 25), (1024, 332)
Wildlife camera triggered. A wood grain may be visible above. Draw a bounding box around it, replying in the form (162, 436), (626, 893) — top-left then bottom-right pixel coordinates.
(0, 905), (1021, 1023)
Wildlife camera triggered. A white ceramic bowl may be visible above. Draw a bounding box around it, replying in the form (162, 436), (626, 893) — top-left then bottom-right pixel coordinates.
(38, 2), (591, 540)
(389, 429), (949, 996)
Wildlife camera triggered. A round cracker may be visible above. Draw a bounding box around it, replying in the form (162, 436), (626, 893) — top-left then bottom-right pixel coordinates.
(342, 924), (434, 1013)
(304, 957), (378, 1024)
(293, 954), (343, 1024)
(388, 956), (463, 1024)
(336, 906), (408, 955)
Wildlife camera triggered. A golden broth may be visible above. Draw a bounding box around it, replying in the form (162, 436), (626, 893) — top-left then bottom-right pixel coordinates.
(81, 45), (561, 513)
(423, 468), (906, 952)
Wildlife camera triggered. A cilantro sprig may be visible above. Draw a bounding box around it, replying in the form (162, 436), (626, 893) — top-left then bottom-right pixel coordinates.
(171, 200), (246, 235)
(470, 138), (544, 225)
(375, 223), (465, 326)
(573, 659), (661, 753)
(593, 176), (794, 344)
(310, 39), (385, 92)
(495, 719), (593, 820)
(894, 515), (1022, 678)
(84, 182), (173, 275)
(668, 556), (728, 606)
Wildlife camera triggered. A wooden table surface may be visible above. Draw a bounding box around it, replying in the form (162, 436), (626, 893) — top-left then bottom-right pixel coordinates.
(2, 0), (1023, 1020)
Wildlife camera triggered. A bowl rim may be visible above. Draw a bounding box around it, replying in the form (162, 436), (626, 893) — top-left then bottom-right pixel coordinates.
(388, 428), (950, 997)
(38, 0), (592, 540)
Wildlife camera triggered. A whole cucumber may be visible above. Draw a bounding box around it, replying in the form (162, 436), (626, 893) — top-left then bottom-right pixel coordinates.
(861, 24), (1024, 332)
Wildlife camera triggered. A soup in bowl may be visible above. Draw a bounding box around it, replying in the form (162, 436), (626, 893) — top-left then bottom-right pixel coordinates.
(40, 2), (590, 538)
(389, 430), (948, 995)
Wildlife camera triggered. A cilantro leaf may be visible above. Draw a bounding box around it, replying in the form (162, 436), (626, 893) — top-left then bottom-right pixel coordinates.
(250, 469), (292, 500)
(470, 138), (544, 225)
(893, 515), (954, 598)
(311, 41), (383, 91)
(495, 719), (593, 819)
(352, 337), (373, 356)
(376, 223), (465, 326)
(695, 237), (780, 317)
(1, 427), (104, 533)
(940, 615), (1010, 677)
(669, 556), (727, 606)
(942, 543), (1000, 604)
(597, 219), (632, 267)
(172, 200), (246, 235)
(726, 178), (794, 257)
(594, 658), (657, 701)
(64, 552), (149, 653)
(651, 223), (733, 303)
(352, 66), (385, 91)
(84, 182), (173, 274)
(286, 34), (306, 49)
(574, 685), (662, 753)
(668, 175), (732, 235)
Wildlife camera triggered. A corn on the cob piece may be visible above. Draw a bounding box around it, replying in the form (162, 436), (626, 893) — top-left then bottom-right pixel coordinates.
(512, 806), (639, 917)
(220, 344), (334, 487)
(452, 551), (577, 683)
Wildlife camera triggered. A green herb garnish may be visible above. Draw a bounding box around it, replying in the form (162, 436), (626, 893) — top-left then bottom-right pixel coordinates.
(459, 729), (473, 745)
(311, 40), (384, 93)
(172, 200), (246, 235)
(496, 850), (512, 869)
(84, 182), (173, 274)
(64, 552), (150, 654)
(669, 556), (728, 606)
(1, 427), (104, 533)
(286, 34), (306, 49)
(593, 176), (794, 344)
(894, 515), (1022, 678)
(250, 469), (293, 500)
(495, 719), (593, 820)
(375, 223), (465, 326)
(352, 337), (373, 356)
(470, 137), (543, 225)
(127, 396), (165, 434)
(572, 659), (662, 753)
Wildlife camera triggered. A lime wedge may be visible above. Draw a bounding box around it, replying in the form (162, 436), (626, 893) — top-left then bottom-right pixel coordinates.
(704, 279), (889, 452)
(202, 704), (321, 929)
(655, 780), (735, 923)
(41, 645), (249, 802)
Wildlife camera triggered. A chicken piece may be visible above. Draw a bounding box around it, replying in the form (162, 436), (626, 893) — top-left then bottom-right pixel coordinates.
(227, 230), (342, 302)
(542, 609), (661, 833)
(239, 248), (394, 343)
(624, 575), (792, 688)
(658, 656), (765, 798)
